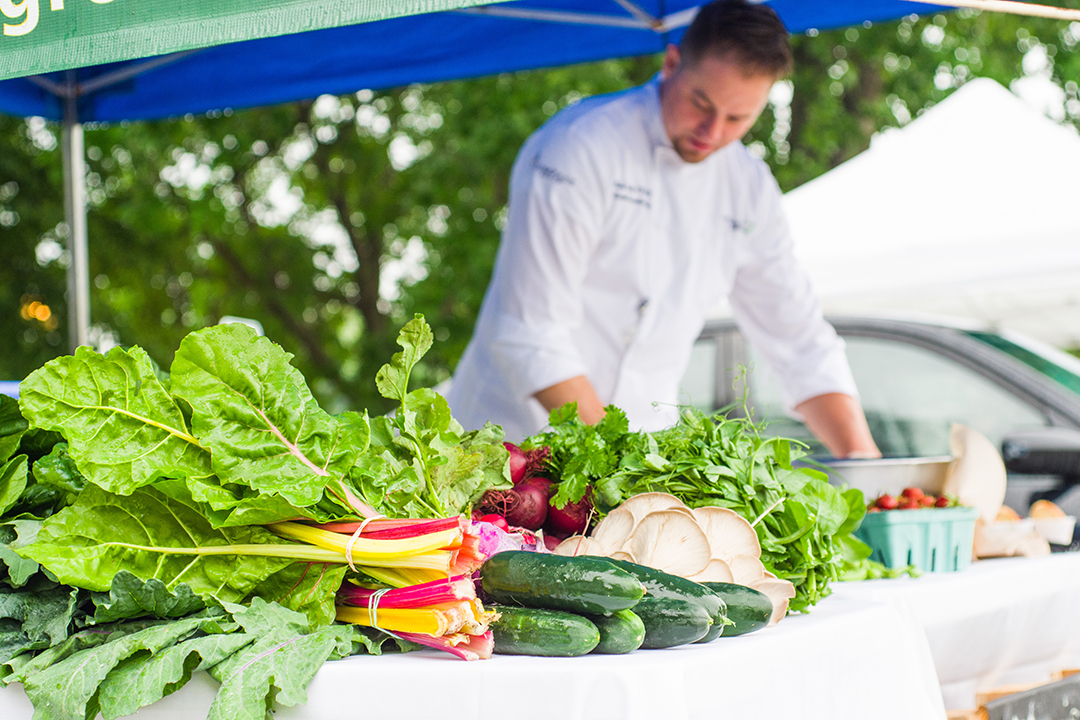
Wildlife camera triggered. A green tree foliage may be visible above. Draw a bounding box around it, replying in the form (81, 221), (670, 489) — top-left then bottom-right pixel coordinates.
(1, 9), (1078, 411)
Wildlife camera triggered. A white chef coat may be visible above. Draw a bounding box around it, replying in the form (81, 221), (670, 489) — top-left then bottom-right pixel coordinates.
(445, 77), (858, 442)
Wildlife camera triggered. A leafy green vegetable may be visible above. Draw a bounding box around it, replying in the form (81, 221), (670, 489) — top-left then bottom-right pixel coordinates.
(0, 455), (28, 516)
(30, 443), (86, 504)
(19, 346), (213, 495)
(21, 612), (232, 720)
(250, 561), (348, 629)
(206, 598), (353, 720)
(92, 571), (206, 624)
(21, 482), (294, 597)
(0, 396), (28, 463)
(357, 315), (510, 518)
(0, 579), (80, 664)
(528, 405), (866, 612)
(1, 520), (41, 588)
(170, 323), (370, 509)
(97, 632), (253, 719)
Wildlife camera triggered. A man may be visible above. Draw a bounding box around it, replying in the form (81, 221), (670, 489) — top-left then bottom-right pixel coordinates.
(445, 0), (879, 458)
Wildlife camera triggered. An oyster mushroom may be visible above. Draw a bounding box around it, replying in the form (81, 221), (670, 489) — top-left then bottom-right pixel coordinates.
(692, 506), (762, 561)
(626, 509), (712, 577)
(750, 574), (796, 627)
(554, 535), (606, 557)
(685, 557), (735, 583)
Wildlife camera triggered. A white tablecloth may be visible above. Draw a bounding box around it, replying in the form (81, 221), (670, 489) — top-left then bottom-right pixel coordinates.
(1, 593), (944, 720)
(833, 553), (1080, 710)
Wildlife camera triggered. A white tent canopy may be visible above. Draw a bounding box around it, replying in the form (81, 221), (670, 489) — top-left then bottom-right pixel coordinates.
(777, 77), (1080, 349)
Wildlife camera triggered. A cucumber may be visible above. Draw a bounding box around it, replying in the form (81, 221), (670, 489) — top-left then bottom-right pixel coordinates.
(481, 551), (644, 615)
(700, 582), (773, 637)
(632, 596), (712, 649)
(491, 606), (600, 656)
(587, 609), (646, 654)
(605, 559), (729, 642)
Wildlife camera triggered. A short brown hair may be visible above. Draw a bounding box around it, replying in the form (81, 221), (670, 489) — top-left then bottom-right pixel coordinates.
(679, 0), (793, 78)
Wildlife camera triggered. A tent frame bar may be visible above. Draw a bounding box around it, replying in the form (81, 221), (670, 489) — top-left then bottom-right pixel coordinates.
(456, 3), (698, 32)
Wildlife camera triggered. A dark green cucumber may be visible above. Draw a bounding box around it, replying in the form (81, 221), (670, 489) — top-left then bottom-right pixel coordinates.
(586, 609), (646, 654)
(606, 559), (729, 642)
(700, 582), (773, 637)
(481, 551), (644, 615)
(632, 596), (712, 649)
(491, 606), (600, 656)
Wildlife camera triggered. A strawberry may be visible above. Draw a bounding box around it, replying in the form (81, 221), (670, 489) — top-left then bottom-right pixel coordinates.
(900, 487), (925, 502)
(899, 499), (921, 510)
(935, 495), (951, 508)
(920, 495), (936, 507)
(876, 494), (899, 510)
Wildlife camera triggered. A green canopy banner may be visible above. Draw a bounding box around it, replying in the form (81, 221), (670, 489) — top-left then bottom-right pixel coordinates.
(0, 0), (497, 82)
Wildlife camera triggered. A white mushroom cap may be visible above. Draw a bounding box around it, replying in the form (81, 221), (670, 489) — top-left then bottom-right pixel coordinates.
(726, 554), (766, 585)
(618, 492), (690, 526)
(627, 509), (712, 577)
(591, 507), (637, 554)
(554, 535), (606, 557)
(750, 577), (796, 627)
(692, 506), (762, 561)
(685, 558), (735, 583)
(609, 550), (637, 563)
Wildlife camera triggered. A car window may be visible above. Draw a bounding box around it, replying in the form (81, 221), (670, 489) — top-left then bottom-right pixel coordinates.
(966, 331), (1080, 397)
(743, 335), (1051, 458)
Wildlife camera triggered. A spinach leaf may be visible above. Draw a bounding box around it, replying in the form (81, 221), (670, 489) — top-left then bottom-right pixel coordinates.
(19, 346), (212, 495)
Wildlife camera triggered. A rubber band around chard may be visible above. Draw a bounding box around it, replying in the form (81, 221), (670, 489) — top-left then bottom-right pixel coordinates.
(367, 587), (403, 640)
(345, 514), (384, 571)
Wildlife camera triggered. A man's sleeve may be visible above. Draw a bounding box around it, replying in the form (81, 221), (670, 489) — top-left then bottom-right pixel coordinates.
(485, 128), (608, 401)
(728, 169), (859, 416)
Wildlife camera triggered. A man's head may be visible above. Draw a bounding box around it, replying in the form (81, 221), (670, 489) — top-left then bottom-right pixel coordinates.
(659, 0), (792, 163)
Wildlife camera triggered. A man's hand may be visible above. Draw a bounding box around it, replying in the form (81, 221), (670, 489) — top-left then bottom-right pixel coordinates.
(794, 393), (881, 459)
(533, 375), (607, 424)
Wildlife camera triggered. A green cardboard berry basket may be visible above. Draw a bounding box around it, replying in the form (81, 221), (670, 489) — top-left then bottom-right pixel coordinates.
(855, 506), (980, 573)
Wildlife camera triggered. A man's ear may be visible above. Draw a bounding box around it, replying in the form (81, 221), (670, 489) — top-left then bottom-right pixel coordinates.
(661, 44), (681, 80)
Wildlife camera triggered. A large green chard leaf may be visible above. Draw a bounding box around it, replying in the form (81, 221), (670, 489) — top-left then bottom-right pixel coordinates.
(0, 455), (28, 516)
(20, 481), (293, 597)
(207, 597), (353, 720)
(30, 443), (86, 503)
(170, 323), (366, 508)
(21, 613), (229, 720)
(0, 396), (28, 463)
(96, 631), (252, 719)
(18, 346), (212, 495)
(92, 571), (205, 624)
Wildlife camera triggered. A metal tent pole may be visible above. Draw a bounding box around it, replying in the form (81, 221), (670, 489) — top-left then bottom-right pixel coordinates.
(61, 70), (90, 351)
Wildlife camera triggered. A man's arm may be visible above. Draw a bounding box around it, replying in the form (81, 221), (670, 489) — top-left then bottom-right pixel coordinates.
(533, 375), (607, 424)
(794, 393), (881, 459)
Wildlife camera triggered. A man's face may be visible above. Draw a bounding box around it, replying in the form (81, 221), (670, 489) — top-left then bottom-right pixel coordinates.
(659, 45), (776, 164)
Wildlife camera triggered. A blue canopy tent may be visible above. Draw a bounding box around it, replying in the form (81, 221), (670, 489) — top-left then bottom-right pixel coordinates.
(0, 0), (977, 349)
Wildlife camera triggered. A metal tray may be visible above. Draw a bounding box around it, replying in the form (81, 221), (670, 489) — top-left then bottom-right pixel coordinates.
(817, 456), (953, 499)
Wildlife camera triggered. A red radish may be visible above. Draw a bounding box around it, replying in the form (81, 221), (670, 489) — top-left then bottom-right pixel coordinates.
(503, 442), (551, 485)
(545, 492), (593, 537)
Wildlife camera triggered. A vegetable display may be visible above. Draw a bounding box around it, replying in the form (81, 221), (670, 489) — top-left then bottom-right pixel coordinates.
(523, 404), (867, 614)
(1, 316), (511, 719)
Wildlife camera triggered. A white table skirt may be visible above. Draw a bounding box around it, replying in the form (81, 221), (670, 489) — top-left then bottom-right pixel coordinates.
(832, 552), (1080, 710)
(1, 593), (945, 720)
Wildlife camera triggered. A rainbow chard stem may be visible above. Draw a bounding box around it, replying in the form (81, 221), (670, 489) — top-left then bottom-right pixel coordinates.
(395, 630), (495, 661)
(338, 575), (475, 609)
(315, 517), (466, 540)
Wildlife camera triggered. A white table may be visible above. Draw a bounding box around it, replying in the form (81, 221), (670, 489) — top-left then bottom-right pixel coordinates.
(833, 552), (1080, 710)
(1, 592), (945, 720)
